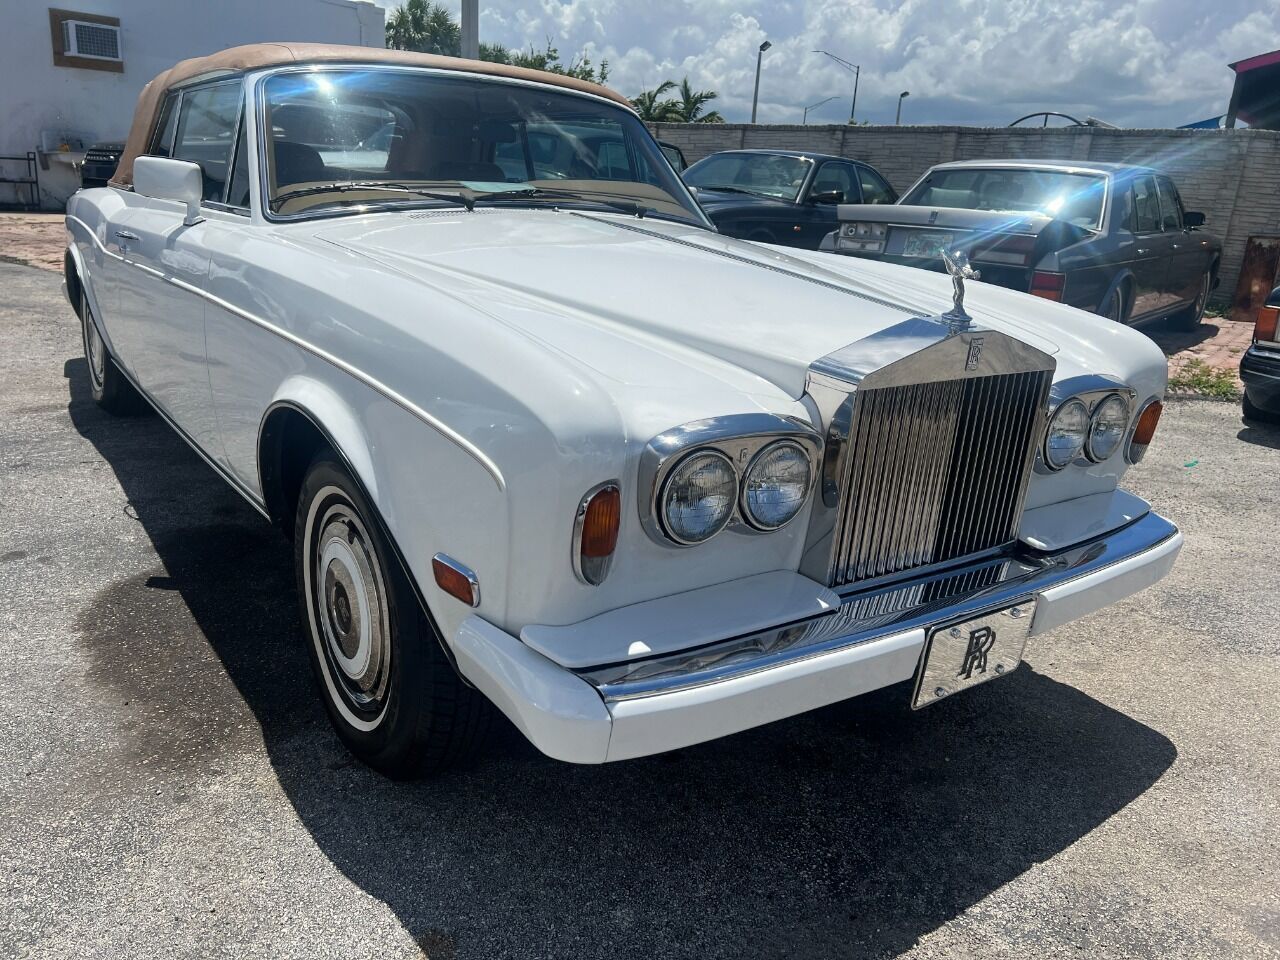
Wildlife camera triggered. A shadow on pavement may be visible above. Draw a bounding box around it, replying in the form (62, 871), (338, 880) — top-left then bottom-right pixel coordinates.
(1141, 319), (1218, 358)
(1237, 420), (1280, 450)
(65, 356), (1177, 959)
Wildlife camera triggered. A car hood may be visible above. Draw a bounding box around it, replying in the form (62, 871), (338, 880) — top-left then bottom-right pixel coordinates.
(303, 209), (1155, 401)
(692, 188), (792, 213)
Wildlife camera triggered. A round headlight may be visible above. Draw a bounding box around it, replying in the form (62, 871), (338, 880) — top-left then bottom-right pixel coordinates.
(1086, 394), (1131, 462)
(742, 441), (812, 530)
(660, 450), (737, 544)
(1044, 398), (1088, 469)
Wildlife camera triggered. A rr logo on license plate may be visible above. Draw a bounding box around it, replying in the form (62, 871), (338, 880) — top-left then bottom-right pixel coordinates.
(958, 625), (996, 678)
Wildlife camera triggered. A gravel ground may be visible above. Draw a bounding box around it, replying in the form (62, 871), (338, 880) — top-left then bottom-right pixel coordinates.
(1, 260), (1277, 960)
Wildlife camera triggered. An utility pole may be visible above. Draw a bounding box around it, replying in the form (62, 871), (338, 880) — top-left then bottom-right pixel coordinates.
(461, 0), (479, 59)
(751, 40), (771, 124)
(896, 90), (910, 125)
(803, 96), (840, 124)
(813, 50), (860, 123)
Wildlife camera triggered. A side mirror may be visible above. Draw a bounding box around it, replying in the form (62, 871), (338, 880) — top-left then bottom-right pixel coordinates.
(133, 156), (205, 226)
(1183, 210), (1205, 228)
(809, 190), (843, 205)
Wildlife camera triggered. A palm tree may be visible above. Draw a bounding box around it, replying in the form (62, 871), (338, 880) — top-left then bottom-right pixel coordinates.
(385, 0), (459, 55)
(631, 81), (680, 122)
(673, 77), (723, 123)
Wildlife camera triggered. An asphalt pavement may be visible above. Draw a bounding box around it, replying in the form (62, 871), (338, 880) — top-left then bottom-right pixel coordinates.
(1, 260), (1277, 959)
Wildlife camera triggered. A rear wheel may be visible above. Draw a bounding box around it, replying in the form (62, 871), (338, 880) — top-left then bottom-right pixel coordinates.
(1168, 271), (1211, 332)
(1243, 392), (1280, 425)
(295, 454), (491, 778)
(80, 290), (143, 415)
(1103, 284), (1127, 322)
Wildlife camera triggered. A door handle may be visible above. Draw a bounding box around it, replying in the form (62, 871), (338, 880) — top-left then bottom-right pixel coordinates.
(1171, 243), (1181, 250)
(113, 230), (140, 241)
(1136, 247), (1150, 255)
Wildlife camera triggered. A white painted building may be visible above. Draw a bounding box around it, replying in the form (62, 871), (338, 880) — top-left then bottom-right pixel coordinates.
(0, 0), (385, 209)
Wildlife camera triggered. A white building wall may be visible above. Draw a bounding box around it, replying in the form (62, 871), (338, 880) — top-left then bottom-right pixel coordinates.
(0, 0), (385, 208)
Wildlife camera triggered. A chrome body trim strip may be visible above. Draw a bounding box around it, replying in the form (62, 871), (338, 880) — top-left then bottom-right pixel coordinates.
(577, 510), (1177, 701)
(637, 412), (822, 548)
(65, 216), (505, 490)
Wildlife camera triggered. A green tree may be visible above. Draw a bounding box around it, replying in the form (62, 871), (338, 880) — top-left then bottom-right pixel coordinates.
(631, 81), (681, 122)
(385, 3), (609, 83)
(672, 77), (723, 123)
(385, 0), (459, 55)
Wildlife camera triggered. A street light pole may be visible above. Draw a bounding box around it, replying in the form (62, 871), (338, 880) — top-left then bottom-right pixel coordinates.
(896, 90), (910, 125)
(460, 0), (479, 59)
(751, 40), (771, 124)
(813, 50), (860, 123)
(803, 95), (840, 124)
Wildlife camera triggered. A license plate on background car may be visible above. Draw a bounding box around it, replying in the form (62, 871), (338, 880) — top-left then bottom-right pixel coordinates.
(902, 230), (954, 258)
(911, 601), (1036, 709)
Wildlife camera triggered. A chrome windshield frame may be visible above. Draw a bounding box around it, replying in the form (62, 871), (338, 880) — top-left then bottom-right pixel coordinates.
(250, 63), (711, 227)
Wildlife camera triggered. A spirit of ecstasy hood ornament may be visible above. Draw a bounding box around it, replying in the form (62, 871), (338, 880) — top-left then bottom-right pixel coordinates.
(939, 249), (980, 332)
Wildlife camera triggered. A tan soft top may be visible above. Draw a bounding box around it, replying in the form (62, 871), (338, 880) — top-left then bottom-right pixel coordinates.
(111, 42), (633, 188)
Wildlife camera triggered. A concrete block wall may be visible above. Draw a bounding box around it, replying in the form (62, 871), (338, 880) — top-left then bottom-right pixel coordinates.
(651, 122), (1280, 303)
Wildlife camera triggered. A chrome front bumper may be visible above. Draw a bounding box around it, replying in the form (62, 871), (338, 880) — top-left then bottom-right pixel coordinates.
(450, 510), (1181, 764)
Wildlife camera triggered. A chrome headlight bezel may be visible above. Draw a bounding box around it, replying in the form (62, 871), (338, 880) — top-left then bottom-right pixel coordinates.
(1043, 397), (1089, 470)
(657, 449), (738, 545)
(740, 439), (814, 531)
(1085, 393), (1132, 462)
(639, 414), (822, 548)
(1039, 377), (1139, 472)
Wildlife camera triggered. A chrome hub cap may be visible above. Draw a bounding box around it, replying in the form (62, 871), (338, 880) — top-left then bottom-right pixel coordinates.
(313, 503), (390, 716)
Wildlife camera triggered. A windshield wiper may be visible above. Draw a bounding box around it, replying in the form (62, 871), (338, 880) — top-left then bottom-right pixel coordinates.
(691, 184), (761, 196)
(471, 186), (654, 218)
(272, 181), (475, 211)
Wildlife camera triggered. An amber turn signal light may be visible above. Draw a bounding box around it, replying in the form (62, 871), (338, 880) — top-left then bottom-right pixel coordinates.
(1127, 400), (1163, 463)
(432, 553), (480, 607)
(574, 483), (621, 585)
(1256, 305), (1279, 343)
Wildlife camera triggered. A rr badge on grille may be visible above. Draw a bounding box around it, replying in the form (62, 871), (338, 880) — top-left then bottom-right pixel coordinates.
(965, 337), (984, 371)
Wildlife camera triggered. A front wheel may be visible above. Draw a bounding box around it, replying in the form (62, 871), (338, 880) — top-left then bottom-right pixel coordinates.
(80, 290), (143, 414)
(295, 454), (491, 778)
(1168, 271), (1211, 332)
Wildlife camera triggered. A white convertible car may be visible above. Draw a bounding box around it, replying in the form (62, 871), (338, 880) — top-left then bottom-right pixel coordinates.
(66, 44), (1181, 777)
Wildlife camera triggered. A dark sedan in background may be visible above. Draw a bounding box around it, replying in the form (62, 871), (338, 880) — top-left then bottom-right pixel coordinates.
(684, 149), (897, 249)
(822, 160), (1221, 331)
(1242, 285), (1280, 423)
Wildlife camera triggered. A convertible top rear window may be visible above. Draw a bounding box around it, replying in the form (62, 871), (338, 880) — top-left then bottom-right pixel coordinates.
(903, 168), (1107, 229)
(260, 68), (703, 223)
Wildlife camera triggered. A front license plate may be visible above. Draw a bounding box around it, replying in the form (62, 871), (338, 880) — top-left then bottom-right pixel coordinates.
(911, 600), (1036, 710)
(902, 230), (954, 258)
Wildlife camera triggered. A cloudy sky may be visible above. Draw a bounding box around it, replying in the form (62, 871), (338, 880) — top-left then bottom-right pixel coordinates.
(370, 0), (1280, 127)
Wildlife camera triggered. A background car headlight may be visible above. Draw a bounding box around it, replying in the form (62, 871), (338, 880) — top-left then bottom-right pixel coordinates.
(1044, 398), (1089, 469)
(742, 441), (812, 530)
(660, 450), (737, 544)
(1086, 394), (1131, 461)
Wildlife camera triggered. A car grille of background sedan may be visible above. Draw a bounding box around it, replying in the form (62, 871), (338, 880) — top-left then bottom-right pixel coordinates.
(83, 149), (120, 164)
(827, 369), (1051, 587)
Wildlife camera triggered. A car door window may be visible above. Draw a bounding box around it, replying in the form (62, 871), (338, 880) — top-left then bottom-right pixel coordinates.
(810, 162), (859, 203)
(173, 81), (243, 202)
(1132, 176), (1162, 233)
(148, 93), (181, 158)
(1156, 177), (1183, 231)
(857, 166), (896, 204)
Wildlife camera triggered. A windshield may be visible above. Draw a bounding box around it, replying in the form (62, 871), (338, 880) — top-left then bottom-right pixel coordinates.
(902, 168), (1107, 229)
(684, 153), (812, 202)
(259, 69), (705, 224)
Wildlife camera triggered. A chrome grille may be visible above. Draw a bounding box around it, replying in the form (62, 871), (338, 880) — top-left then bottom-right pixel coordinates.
(828, 369), (1051, 587)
